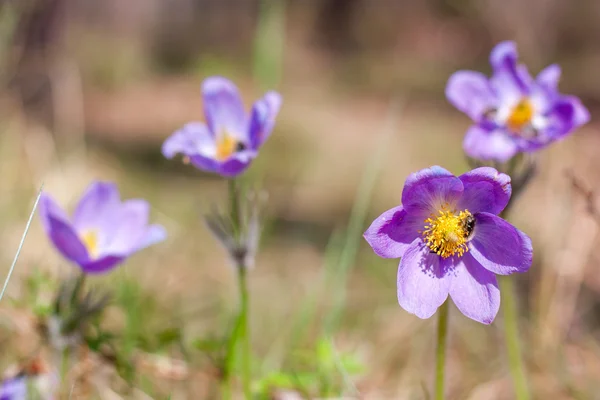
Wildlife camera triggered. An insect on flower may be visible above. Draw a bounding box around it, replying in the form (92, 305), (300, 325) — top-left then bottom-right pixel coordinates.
(162, 76), (282, 177)
(364, 166), (533, 324)
(39, 181), (167, 274)
(446, 41), (589, 162)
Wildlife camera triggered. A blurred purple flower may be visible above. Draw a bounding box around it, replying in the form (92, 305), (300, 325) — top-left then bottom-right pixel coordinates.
(162, 76), (282, 177)
(0, 376), (26, 400)
(1, 372), (57, 400)
(39, 182), (167, 274)
(446, 41), (589, 162)
(364, 166), (532, 324)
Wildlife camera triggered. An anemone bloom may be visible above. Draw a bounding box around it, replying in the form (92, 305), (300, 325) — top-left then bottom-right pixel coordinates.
(0, 372), (57, 400)
(0, 377), (26, 400)
(40, 182), (166, 274)
(364, 166), (532, 324)
(446, 41), (589, 162)
(162, 76), (282, 177)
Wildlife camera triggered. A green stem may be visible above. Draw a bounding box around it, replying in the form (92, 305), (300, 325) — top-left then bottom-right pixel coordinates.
(60, 346), (70, 390)
(435, 300), (449, 400)
(229, 179), (240, 236)
(222, 178), (252, 399)
(238, 265), (252, 399)
(500, 276), (530, 400)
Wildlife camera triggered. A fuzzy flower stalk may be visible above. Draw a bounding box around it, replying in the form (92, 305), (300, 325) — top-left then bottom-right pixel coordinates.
(39, 181), (166, 382)
(162, 76), (281, 398)
(364, 166), (533, 398)
(205, 180), (265, 399)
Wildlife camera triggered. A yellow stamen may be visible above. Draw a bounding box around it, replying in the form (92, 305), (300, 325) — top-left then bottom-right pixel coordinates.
(507, 99), (534, 132)
(81, 230), (99, 258)
(422, 206), (473, 258)
(216, 133), (238, 161)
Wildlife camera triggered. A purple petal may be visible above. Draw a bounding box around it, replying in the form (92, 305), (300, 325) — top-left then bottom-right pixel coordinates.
(80, 255), (125, 274)
(490, 41), (519, 72)
(397, 239), (451, 319)
(571, 97), (591, 127)
(469, 212), (532, 275)
(363, 206), (423, 259)
(449, 253), (500, 324)
(537, 96), (591, 145)
(215, 150), (256, 177)
(554, 96), (590, 129)
(100, 200), (150, 256)
(249, 91), (282, 149)
(39, 194), (89, 264)
(457, 167), (511, 215)
(463, 125), (519, 162)
(202, 77), (247, 138)
(72, 181), (120, 232)
(162, 122), (213, 159)
(401, 166), (463, 215)
(445, 71), (497, 121)
(489, 41), (531, 102)
(187, 149), (255, 177)
(536, 64), (561, 91)
(137, 224), (167, 250)
(188, 153), (219, 173)
(0, 376), (27, 400)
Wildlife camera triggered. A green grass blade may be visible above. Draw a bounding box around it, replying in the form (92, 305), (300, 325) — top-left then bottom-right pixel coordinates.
(253, 0), (286, 89)
(0, 184), (44, 303)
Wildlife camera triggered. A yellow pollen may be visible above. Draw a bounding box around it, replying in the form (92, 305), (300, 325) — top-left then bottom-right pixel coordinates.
(507, 99), (534, 133)
(216, 133), (238, 161)
(81, 230), (99, 258)
(422, 207), (473, 258)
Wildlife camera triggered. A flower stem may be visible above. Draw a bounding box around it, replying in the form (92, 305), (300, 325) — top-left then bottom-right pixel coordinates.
(499, 276), (530, 400)
(228, 179), (240, 237)
(222, 178), (252, 399)
(435, 300), (449, 400)
(238, 264), (252, 399)
(60, 346), (70, 391)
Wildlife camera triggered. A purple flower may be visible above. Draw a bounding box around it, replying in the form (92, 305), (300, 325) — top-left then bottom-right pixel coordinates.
(363, 166), (532, 324)
(0, 377), (26, 400)
(446, 41), (589, 162)
(162, 76), (282, 177)
(39, 181), (167, 274)
(1, 372), (57, 400)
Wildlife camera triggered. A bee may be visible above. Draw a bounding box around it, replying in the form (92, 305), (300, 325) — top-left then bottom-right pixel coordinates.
(235, 142), (247, 152)
(461, 214), (476, 240)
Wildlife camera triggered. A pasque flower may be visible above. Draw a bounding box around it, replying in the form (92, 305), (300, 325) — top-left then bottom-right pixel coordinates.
(0, 372), (56, 400)
(364, 166), (532, 324)
(446, 41), (589, 162)
(0, 377), (26, 400)
(162, 76), (282, 177)
(39, 181), (166, 274)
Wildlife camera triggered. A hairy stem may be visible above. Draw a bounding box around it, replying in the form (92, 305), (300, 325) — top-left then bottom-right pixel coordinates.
(435, 300), (449, 400)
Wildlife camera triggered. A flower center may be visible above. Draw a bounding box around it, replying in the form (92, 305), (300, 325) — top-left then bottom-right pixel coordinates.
(81, 230), (99, 259)
(507, 98), (534, 133)
(216, 132), (246, 161)
(422, 207), (475, 258)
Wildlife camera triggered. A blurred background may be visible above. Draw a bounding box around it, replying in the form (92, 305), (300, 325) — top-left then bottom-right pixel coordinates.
(1, 0), (600, 398)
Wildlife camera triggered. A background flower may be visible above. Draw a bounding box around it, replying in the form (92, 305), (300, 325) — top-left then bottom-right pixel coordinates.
(0, 376), (26, 400)
(364, 166), (532, 324)
(162, 76), (282, 177)
(39, 181), (166, 274)
(446, 41), (589, 162)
